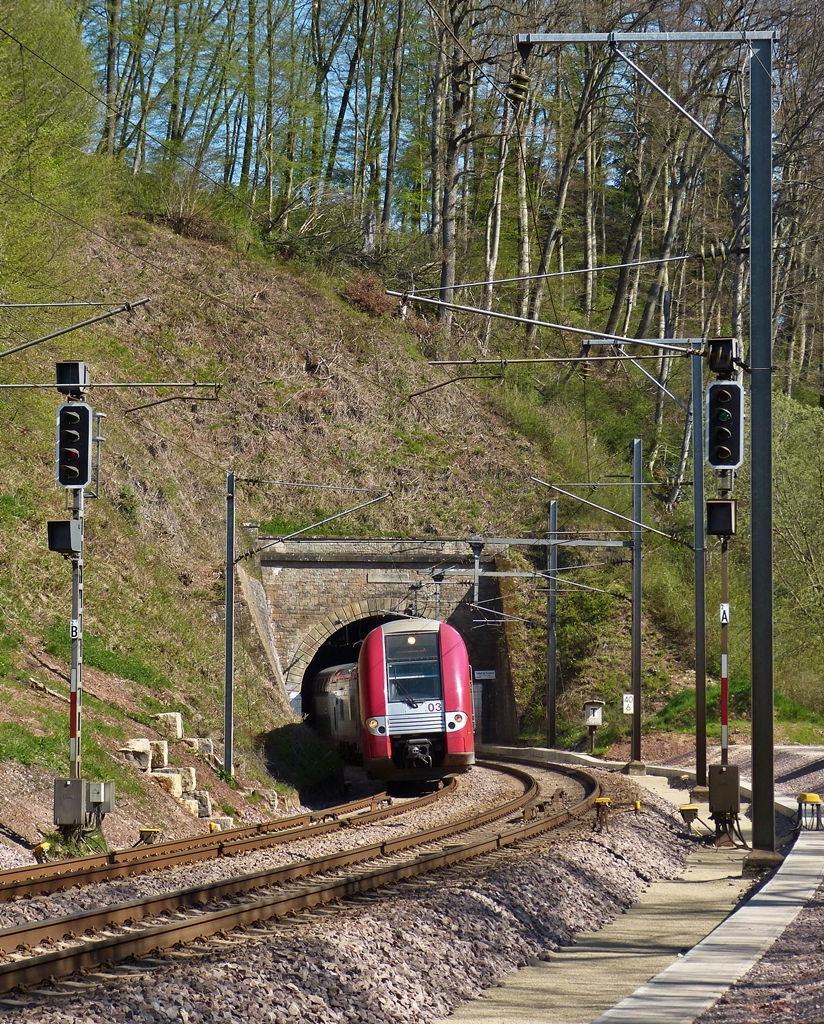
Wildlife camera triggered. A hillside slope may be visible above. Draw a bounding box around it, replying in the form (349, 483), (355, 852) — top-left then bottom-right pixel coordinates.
(0, 216), (691, 848)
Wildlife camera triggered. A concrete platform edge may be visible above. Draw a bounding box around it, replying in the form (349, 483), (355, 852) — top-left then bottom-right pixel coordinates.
(590, 829), (824, 1024)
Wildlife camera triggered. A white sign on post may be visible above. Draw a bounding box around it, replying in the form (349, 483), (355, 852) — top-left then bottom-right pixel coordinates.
(69, 619), (80, 640)
(720, 603), (730, 624)
(623, 693), (634, 715)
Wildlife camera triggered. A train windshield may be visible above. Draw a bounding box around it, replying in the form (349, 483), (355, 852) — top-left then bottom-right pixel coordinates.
(384, 632), (442, 703)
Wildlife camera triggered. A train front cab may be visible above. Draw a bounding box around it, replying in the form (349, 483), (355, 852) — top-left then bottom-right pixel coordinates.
(359, 619), (474, 781)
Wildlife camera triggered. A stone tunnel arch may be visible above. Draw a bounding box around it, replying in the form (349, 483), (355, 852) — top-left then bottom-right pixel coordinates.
(297, 612), (402, 723)
(286, 599), (407, 701)
(257, 537), (519, 742)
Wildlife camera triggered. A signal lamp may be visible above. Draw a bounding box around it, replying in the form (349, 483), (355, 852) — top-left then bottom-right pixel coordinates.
(56, 402), (93, 488)
(705, 381), (744, 470)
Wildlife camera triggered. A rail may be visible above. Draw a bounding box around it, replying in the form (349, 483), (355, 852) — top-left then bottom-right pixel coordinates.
(0, 761), (598, 995)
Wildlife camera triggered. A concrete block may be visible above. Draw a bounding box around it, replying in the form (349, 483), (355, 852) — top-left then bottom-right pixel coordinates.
(193, 738), (214, 756)
(148, 740), (169, 768)
(153, 712), (184, 740)
(252, 788), (279, 808)
(179, 797), (200, 817)
(192, 790), (212, 817)
(151, 771), (183, 799)
(118, 739), (152, 771)
(208, 816), (234, 831)
(177, 767), (197, 793)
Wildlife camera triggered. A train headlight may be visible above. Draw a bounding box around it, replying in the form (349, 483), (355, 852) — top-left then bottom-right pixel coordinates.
(454, 714), (464, 724)
(367, 718), (379, 730)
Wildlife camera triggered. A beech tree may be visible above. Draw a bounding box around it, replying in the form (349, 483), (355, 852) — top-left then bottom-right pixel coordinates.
(0, 0), (98, 294)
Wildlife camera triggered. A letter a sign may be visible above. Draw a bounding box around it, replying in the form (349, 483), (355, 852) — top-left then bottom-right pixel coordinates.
(720, 603), (730, 625)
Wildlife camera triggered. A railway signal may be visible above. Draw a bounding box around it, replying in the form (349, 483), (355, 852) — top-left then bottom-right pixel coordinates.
(56, 401), (93, 488)
(705, 380), (744, 471)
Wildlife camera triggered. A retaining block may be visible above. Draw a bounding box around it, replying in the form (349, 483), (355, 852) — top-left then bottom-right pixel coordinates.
(151, 771), (183, 799)
(118, 739), (152, 771)
(192, 790), (213, 817)
(148, 740), (169, 768)
(153, 712), (184, 740)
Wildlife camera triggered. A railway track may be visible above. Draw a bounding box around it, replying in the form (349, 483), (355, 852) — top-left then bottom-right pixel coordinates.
(0, 760), (598, 996)
(0, 783), (452, 902)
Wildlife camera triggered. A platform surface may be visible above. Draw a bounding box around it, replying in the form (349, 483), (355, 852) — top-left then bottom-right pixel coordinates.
(435, 770), (824, 1024)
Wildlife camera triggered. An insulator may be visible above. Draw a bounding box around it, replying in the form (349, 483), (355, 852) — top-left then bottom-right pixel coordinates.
(506, 72), (531, 107)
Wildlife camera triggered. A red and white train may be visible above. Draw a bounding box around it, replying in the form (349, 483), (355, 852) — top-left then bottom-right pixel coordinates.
(310, 618), (475, 782)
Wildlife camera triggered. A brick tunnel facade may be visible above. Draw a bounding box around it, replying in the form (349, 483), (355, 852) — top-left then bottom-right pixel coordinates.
(254, 536), (519, 744)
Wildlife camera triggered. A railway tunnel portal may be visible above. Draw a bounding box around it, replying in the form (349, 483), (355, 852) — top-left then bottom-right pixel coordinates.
(251, 536), (518, 743)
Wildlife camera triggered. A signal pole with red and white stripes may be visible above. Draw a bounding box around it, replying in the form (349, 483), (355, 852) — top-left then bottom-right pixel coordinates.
(720, 536), (730, 766)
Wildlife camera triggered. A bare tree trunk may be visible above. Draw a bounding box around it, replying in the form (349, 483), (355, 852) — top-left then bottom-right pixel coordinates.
(238, 0), (258, 195)
(325, 0), (368, 192)
(381, 0), (405, 244)
(525, 56), (608, 349)
(438, 69), (469, 326)
(481, 104), (513, 351)
(605, 147), (669, 336)
(101, 0), (121, 156)
(583, 64), (596, 319)
(429, 6), (447, 248)
(515, 121), (531, 318)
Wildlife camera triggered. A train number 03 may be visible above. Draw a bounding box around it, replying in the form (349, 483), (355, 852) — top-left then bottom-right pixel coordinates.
(427, 702), (443, 712)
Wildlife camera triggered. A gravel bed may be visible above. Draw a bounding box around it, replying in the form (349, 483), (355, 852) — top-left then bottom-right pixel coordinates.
(677, 746), (824, 1024)
(694, 873), (824, 1023)
(0, 845), (33, 874)
(0, 766), (527, 929)
(0, 770), (693, 1024)
(2, 756), (821, 1023)
(664, 743), (824, 798)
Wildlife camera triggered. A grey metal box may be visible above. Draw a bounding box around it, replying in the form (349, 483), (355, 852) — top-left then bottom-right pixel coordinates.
(709, 763), (740, 814)
(86, 781), (116, 813)
(54, 778), (86, 826)
(707, 499), (737, 537)
(48, 520), (82, 554)
(56, 361), (90, 396)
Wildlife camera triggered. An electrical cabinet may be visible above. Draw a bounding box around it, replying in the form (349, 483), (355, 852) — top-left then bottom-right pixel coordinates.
(86, 781), (115, 813)
(53, 778), (86, 827)
(709, 764), (740, 815)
